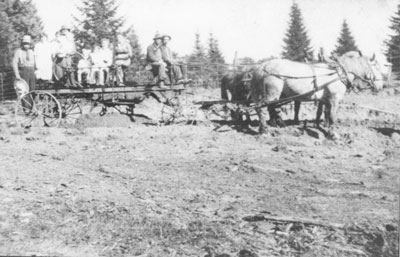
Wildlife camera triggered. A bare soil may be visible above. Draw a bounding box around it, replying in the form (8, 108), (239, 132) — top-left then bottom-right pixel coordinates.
(0, 86), (399, 257)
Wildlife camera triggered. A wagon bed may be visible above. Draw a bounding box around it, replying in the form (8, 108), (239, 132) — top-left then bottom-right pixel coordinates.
(15, 81), (190, 128)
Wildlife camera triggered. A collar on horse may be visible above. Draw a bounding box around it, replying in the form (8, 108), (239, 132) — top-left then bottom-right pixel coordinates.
(329, 61), (354, 91)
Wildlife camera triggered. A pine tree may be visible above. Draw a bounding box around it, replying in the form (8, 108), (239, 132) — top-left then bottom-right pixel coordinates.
(0, 0), (44, 67)
(334, 20), (359, 56)
(189, 33), (207, 63)
(385, 2), (400, 73)
(123, 26), (142, 65)
(73, 0), (124, 49)
(282, 2), (313, 62)
(208, 33), (225, 64)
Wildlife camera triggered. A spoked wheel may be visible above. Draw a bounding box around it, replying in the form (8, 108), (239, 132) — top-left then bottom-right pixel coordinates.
(161, 96), (183, 125)
(161, 96), (198, 125)
(15, 91), (62, 128)
(61, 97), (82, 124)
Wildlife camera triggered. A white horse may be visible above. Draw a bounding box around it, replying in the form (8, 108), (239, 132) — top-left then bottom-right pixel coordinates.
(249, 52), (383, 137)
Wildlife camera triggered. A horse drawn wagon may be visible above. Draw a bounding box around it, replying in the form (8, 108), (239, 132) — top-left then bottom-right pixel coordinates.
(14, 51), (194, 128)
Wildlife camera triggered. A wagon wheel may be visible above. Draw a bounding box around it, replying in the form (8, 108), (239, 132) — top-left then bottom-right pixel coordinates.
(182, 103), (198, 124)
(161, 96), (198, 125)
(161, 96), (183, 124)
(15, 91), (62, 128)
(61, 97), (82, 124)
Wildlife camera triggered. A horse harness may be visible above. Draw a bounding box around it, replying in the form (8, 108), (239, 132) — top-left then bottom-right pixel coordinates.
(261, 60), (371, 93)
(261, 65), (338, 91)
(254, 63), (347, 109)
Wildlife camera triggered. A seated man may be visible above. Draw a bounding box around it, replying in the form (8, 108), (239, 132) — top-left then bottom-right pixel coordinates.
(160, 34), (189, 84)
(53, 25), (81, 88)
(146, 33), (168, 88)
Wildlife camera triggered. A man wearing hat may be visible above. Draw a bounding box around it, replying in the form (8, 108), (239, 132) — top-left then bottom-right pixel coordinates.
(12, 35), (36, 91)
(160, 34), (188, 84)
(146, 33), (168, 88)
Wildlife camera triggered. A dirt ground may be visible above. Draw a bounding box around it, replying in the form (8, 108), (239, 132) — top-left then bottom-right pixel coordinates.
(0, 86), (399, 257)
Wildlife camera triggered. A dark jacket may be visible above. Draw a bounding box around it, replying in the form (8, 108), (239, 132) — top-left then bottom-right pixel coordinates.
(146, 43), (162, 63)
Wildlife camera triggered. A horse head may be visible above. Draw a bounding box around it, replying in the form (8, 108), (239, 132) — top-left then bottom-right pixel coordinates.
(338, 52), (383, 92)
(366, 53), (384, 91)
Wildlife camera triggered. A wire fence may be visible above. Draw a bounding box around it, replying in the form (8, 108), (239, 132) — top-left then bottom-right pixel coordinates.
(0, 68), (16, 102)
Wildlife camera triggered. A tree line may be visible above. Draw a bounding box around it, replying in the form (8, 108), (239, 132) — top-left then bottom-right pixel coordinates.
(1, 0), (400, 73)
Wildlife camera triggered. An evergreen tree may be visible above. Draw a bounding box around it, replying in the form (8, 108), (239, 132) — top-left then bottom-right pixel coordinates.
(73, 0), (124, 49)
(0, 0), (44, 67)
(282, 2), (313, 62)
(123, 26), (142, 65)
(385, 2), (400, 73)
(189, 33), (207, 63)
(334, 20), (359, 56)
(208, 33), (225, 64)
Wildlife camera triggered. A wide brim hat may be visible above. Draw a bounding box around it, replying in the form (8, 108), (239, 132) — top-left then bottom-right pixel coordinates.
(14, 79), (29, 96)
(153, 33), (162, 40)
(22, 35), (31, 44)
(162, 34), (171, 40)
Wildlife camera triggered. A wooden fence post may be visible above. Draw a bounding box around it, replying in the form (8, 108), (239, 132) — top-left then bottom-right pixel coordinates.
(0, 72), (3, 103)
(385, 63), (392, 87)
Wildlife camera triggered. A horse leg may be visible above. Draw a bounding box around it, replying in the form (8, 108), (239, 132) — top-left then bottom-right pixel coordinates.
(327, 98), (340, 139)
(245, 111), (251, 126)
(256, 107), (267, 134)
(316, 101), (324, 127)
(275, 107), (286, 127)
(323, 101), (332, 126)
(267, 106), (278, 127)
(294, 101), (301, 124)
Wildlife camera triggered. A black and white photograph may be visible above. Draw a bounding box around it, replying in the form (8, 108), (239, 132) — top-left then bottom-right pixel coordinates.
(0, 0), (399, 256)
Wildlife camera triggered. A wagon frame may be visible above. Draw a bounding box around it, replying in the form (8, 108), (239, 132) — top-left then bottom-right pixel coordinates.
(14, 69), (194, 128)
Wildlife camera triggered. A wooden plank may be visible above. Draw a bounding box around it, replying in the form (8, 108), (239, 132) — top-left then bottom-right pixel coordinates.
(243, 214), (345, 230)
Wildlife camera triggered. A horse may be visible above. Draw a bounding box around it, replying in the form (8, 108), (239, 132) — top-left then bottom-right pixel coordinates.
(220, 69), (254, 124)
(249, 52), (383, 137)
(293, 51), (365, 126)
(221, 71), (253, 101)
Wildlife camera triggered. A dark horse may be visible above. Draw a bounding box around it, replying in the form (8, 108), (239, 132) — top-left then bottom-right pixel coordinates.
(220, 69), (254, 123)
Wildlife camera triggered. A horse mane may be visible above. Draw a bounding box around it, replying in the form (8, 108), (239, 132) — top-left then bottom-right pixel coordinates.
(338, 52), (371, 78)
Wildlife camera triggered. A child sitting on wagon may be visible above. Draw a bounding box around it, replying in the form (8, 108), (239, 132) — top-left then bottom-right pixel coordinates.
(77, 48), (93, 86)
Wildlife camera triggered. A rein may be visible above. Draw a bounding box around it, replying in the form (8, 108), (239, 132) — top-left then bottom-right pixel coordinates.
(262, 69), (337, 80)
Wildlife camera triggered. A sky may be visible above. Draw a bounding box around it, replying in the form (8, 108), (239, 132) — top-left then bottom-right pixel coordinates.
(32, 0), (398, 64)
